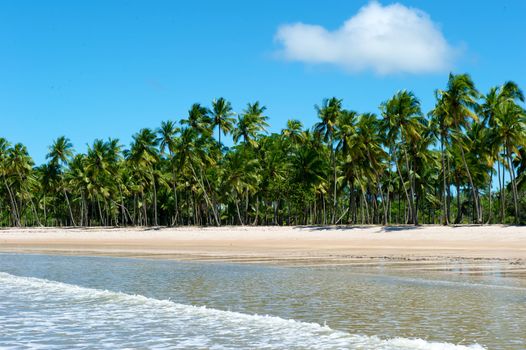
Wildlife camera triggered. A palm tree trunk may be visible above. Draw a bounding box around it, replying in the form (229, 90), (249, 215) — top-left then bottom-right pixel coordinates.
(189, 163), (220, 226)
(506, 147), (519, 223)
(172, 181), (179, 226)
(79, 194), (84, 227)
(403, 147), (417, 225)
(455, 180), (462, 224)
(447, 156), (452, 223)
(152, 175), (158, 226)
(273, 200), (278, 225)
(395, 154), (412, 224)
(97, 199), (104, 226)
(397, 192), (401, 224)
(347, 180), (353, 224)
(81, 192), (87, 226)
(501, 157), (506, 222)
(457, 136), (482, 224)
(43, 194), (47, 226)
(497, 156), (504, 224)
(63, 188), (76, 226)
(361, 188), (369, 224)
(244, 191), (249, 224)
(440, 135), (449, 225)
(253, 195), (259, 225)
(322, 194), (326, 225)
(235, 199), (244, 225)
(29, 198), (42, 227)
(386, 150), (392, 225)
(4, 180), (20, 227)
(142, 192), (148, 226)
(331, 139), (337, 225)
(486, 175), (492, 225)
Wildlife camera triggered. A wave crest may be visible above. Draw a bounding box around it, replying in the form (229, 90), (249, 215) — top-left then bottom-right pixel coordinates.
(0, 272), (485, 349)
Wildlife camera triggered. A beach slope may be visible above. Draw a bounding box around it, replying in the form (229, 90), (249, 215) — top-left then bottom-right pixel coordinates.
(0, 225), (525, 264)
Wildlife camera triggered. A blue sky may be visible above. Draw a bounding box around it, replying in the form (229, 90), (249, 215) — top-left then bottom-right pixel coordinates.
(1, 0), (525, 164)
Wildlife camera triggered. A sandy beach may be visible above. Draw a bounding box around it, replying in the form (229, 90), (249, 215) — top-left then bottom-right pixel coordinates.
(1, 225), (525, 266)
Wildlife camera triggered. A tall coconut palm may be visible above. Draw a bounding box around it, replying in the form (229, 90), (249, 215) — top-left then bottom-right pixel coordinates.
(282, 119), (303, 146)
(335, 110), (358, 155)
(335, 110), (358, 223)
(355, 113), (388, 224)
(211, 97), (235, 148)
(47, 136), (76, 226)
(430, 94), (453, 225)
(0, 138), (21, 226)
(435, 73), (482, 224)
(6, 143), (39, 226)
(127, 129), (160, 226)
(83, 138), (123, 226)
(493, 101), (526, 222)
(157, 120), (180, 225)
(380, 90), (424, 225)
(291, 146), (326, 212)
(175, 127), (221, 225)
(233, 102), (269, 148)
(157, 121), (179, 156)
(67, 154), (89, 226)
(222, 147), (260, 225)
(314, 97), (342, 224)
(481, 81), (525, 222)
(181, 103), (213, 137)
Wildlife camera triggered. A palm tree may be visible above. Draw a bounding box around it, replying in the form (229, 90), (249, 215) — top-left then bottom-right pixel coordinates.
(291, 144), (326, 223)
(211, 97), (235, 147)
(82, 138), (123, 226)
(47, 136), (76, 226)
(67, 154), (89, 226)
(335, 110), (358, 155)
(181, 103), (213, 137)
(314, 97), (342, 224)
(493, 101), (526, 222)
(157, 121), (179, 156)
(482, 81), (525, 223)
(233, 102), (269, 148)
(127, 129), (160, 226)
(380, 90), (424, 225)
(222, 147), (260, 225)
(335, 110), (358, 223)
(0, 138), (21, 226)
(355, 113), (388, 224)
(175, 127), (221, 225)
(430, 94), (453, 225)
(2, 85), (526, 228)
(6, 143), (40, 226)
(282, 119), (303, 145)
(157, 120), (180, 225)
(435, 73), (482, 224)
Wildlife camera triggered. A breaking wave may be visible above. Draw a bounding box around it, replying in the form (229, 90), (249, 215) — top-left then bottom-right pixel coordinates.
(0, 272), (485, 349)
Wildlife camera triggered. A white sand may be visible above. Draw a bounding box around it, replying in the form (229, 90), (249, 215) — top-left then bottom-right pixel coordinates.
(0, 225), (525, 264)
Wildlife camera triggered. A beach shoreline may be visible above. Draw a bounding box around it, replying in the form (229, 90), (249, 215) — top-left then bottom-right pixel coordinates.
(0, 225), (525, 267)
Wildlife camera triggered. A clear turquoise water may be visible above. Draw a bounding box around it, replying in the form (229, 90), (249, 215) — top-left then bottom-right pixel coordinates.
(1, 254), (524, 349)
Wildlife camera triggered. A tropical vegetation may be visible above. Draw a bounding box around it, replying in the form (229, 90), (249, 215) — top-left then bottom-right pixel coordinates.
(1, 73), (526, 227)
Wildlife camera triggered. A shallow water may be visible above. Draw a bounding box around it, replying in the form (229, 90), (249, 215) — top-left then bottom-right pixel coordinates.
(0, 254), (524, 349)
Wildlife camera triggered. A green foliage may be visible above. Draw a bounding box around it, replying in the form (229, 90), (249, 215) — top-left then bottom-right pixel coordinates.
(1, 80), (526, 227)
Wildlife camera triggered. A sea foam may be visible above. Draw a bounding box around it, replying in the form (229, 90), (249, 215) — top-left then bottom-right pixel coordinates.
(0, 272), (485, 349)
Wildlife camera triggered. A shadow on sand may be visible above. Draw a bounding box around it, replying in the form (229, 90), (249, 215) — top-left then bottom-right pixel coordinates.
(294, 225), (422, 232)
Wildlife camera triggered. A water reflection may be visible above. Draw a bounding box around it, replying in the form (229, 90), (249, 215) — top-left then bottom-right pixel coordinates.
(0, 253), (524, 349)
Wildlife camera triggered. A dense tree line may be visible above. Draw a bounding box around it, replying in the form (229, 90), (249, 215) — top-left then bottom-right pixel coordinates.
(1, 73), (526, 227)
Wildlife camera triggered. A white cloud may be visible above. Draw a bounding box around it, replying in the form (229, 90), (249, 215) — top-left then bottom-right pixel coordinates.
(274, 1), (457, 75)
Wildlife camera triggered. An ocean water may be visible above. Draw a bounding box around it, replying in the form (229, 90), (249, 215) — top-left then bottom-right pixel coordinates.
(0, 254), (524, 349)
